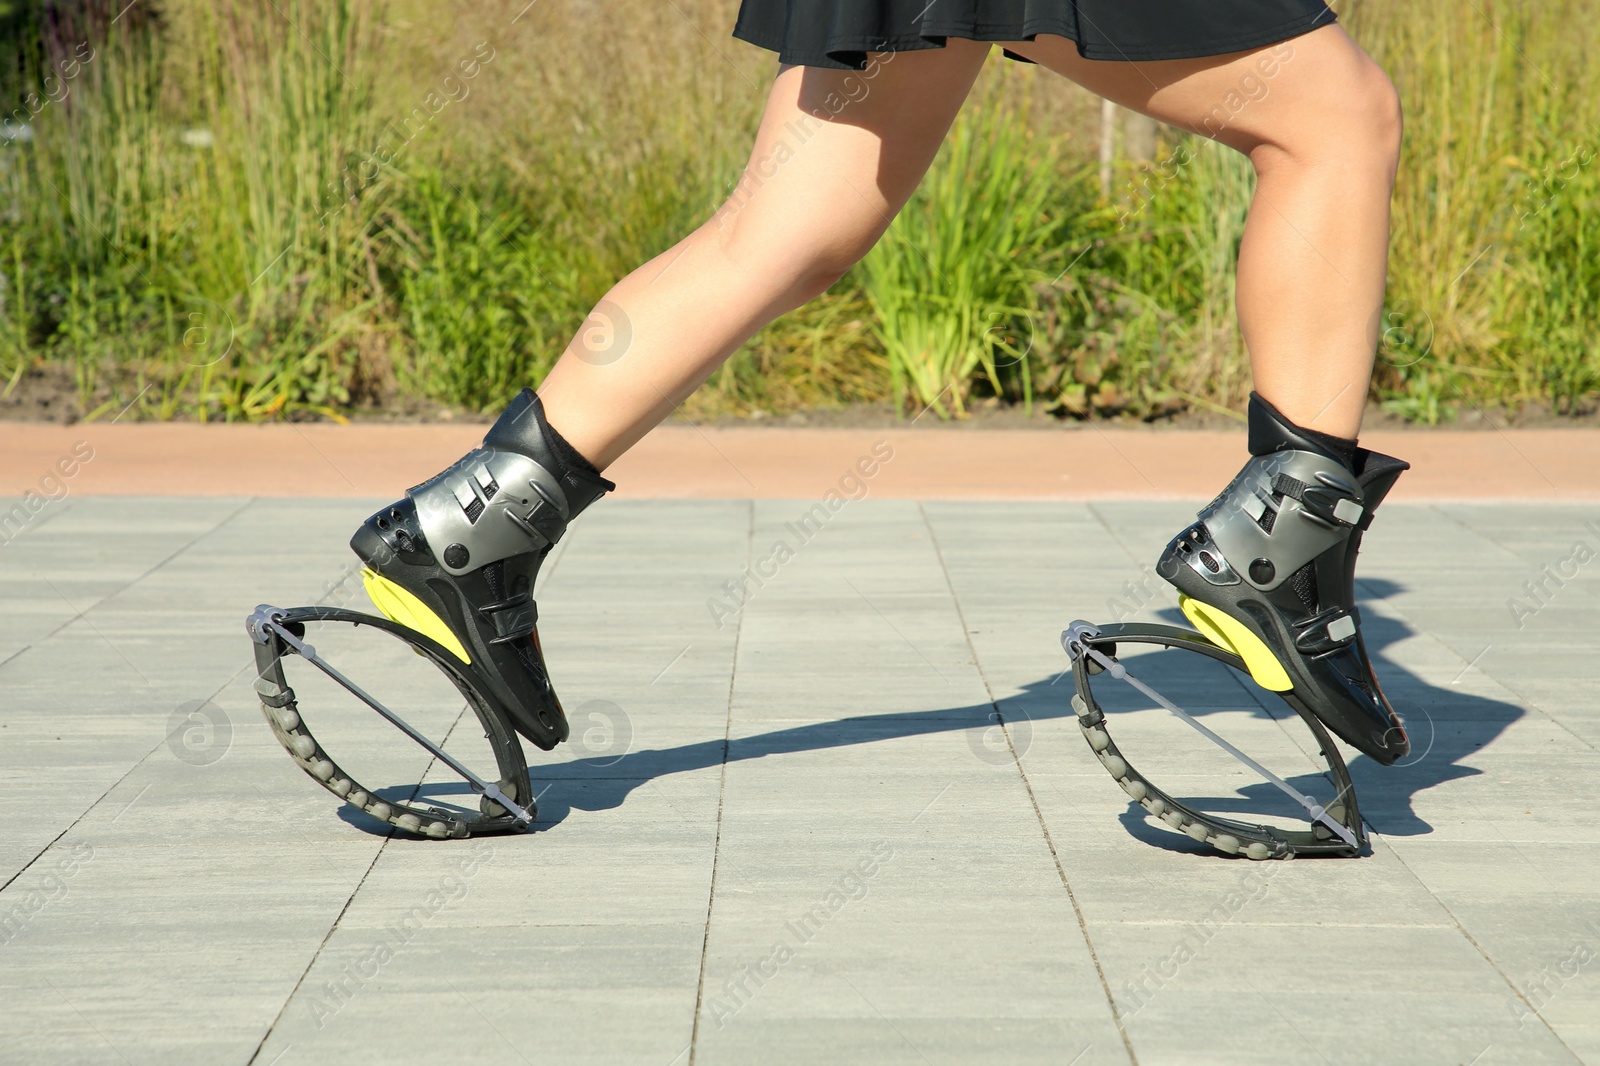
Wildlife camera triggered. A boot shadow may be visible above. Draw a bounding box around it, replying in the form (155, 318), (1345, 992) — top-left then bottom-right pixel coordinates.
(1093, 578), (1522, 852)
(335, 576), (1523, 847)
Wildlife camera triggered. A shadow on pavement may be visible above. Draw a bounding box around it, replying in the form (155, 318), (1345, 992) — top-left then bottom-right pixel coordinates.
(337, 577), (1525, 852)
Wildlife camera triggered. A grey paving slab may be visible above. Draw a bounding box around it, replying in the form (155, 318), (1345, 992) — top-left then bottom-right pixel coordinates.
(923, 499), (1597, 1064)
(686, 501), (1129, 1065)
(1, 498), (1598, 1065)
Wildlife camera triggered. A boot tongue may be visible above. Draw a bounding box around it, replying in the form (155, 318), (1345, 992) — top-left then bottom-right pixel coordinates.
(483, 387), (548, 457)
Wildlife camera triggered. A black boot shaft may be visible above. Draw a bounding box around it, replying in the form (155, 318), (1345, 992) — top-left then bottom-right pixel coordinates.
(1337, 447), (1413, 607)
(1247, 392), (1358, 470)
(483, 388), (615, 517)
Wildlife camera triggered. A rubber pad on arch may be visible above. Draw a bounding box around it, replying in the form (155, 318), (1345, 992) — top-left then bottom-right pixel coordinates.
(361, 567), (471, 665)
(1178, 594), (1292, 692)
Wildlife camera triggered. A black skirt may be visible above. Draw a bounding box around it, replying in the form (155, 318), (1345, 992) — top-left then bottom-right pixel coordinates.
(732, 0), (1337, 70)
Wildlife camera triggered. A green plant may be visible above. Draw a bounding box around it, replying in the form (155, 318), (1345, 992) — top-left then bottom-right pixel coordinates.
(858, 74), (1064, 419)
(0, 0), (391, 420)
(1355, 0), (1600, 415)
(0, 0), (1593, 424)
(1500, 143), (1599, 414)
(1022, 136), (1255, 421)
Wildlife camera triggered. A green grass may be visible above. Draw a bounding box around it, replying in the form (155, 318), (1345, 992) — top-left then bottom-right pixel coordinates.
(0, 0), (1594, 423)
(859, 75), (1066, 418)
(1, 0), (392, 420)
(1358, 0), (1600, 421)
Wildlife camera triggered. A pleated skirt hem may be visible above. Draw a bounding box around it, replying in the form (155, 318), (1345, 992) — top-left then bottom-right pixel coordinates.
(732, 6), (1336, 70)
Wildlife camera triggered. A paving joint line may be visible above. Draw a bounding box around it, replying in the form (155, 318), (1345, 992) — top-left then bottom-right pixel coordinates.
(4, 492), (474, 1059)
(243, 840), (392, 1066)
(917, 500), (1140, 1066)
(1084, 500), (1165, 574)
(1428, 501), (1556, 565)
(244, 703), (476, 1065)
(31, 496), (258, 649)
(1442, 665), (1599, 756)
(1381, 843), (1581, 1061)
(0, 651), (252, 895)
(1412, 507), (1600, 751)
(685, 498), (753, 1066)
(1349, 565), (1598, 756)
(1434, 781), (1600, 989)
(0, 822), (80, 898)
(10, 493), (561, 899)
(0, 497), (318, 890)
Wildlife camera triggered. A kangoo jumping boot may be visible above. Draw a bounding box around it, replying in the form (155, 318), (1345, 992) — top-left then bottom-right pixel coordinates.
(1157, 392), (1411, 764)
(350, 388), (613, 750)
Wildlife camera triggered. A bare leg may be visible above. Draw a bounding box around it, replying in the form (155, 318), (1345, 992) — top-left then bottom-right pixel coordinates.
(1001, 24), (1402, 439)
(537, 39), (992, 470)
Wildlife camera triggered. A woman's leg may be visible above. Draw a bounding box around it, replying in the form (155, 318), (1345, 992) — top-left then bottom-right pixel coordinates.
(346, 40), (993, 759)
(538, 39), (993, 470)
(1001, 26), (1413, 763)
(1000, 24), (1402, 439)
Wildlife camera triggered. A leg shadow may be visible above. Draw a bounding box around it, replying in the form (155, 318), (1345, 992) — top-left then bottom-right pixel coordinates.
(333, 577), (1523, 846)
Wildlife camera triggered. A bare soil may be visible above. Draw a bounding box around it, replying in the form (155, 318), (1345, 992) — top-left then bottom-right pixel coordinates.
(3, 359), (1594, 431)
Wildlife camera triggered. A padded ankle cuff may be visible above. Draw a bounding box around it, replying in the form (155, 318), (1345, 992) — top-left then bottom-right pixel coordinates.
(482, 387), (615, 507)
(1247, 391), (1358, 472)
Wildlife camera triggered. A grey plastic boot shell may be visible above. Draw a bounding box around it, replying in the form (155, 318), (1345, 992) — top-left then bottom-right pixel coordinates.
(405, 388), (614, 577)
(1157, 394), (1410, 763)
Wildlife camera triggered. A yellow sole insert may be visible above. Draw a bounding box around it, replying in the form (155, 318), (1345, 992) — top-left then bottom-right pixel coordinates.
(361, 568), (472, 665)
(1179, 594), (1292, 692)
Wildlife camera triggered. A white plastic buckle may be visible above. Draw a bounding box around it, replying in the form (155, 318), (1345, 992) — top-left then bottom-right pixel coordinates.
(1333, 498), (1364, 525)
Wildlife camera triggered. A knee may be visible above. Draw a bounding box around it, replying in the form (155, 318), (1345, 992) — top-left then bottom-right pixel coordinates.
(1252, 56), (1402, 180)
(1358, 60), (1404, 171)
(713, 209), (887, 303)
(793, 238), (878, 299)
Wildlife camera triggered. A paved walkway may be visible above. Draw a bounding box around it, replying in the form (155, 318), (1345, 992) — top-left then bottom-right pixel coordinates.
(2, 481), (1597, 1063)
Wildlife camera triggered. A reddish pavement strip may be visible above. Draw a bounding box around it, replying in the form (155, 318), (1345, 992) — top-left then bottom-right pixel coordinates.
(0, 422), (1595, 500)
